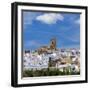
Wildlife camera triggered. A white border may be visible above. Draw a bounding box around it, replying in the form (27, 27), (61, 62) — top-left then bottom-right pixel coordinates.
(18, 5), (86, 84)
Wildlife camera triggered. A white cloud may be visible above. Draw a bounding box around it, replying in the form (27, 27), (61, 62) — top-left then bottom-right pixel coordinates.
(25, 40), (40, 47)
(23, 12), (37, 25)
(75, 19), (80, 24)
(36, 13), (64, 24)
(24, 40), (45, 49)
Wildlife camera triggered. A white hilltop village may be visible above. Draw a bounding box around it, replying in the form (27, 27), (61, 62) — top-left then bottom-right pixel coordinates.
(23, 38), (80, 74)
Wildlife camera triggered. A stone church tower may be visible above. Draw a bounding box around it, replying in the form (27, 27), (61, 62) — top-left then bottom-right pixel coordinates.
(50, 38), (57, 50)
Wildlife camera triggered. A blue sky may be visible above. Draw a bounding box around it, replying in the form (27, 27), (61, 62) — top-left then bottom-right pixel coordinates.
(23, 11), (80, 50)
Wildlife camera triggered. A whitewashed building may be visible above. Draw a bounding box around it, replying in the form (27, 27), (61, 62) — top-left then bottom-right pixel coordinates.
(23, 49), (80, 72)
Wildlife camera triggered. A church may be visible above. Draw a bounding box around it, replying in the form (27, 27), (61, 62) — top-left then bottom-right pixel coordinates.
(37, 38), (57, 54)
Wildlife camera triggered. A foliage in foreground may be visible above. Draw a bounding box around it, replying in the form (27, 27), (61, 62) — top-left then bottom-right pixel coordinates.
(23, 68), (80, 77)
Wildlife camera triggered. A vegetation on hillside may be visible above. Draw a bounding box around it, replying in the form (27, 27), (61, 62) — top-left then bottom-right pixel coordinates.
(23, 68), (80, 77)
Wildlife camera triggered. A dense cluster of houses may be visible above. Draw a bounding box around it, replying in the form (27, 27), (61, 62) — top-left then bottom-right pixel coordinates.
(23, 48), (80, 73)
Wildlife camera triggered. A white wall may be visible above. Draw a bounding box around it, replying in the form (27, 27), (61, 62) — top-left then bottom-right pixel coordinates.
(0, 0), (89, 89)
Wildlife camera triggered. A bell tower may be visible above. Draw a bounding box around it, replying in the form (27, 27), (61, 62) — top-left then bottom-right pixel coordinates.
(50, 38), (56, 50)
